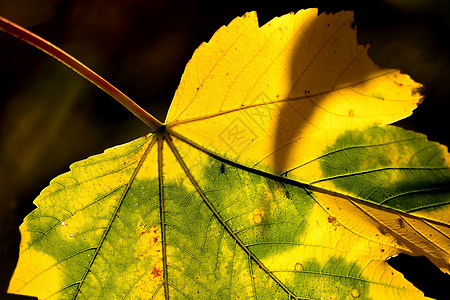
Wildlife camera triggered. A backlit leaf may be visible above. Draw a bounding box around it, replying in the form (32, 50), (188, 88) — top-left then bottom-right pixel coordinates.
(8, 8), (449, 299)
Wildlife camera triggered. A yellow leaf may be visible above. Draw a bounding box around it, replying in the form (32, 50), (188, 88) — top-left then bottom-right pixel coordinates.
(5, 8), (449, 300)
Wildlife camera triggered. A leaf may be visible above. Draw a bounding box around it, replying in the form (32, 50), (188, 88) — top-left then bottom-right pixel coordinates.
(8, 8), (450, 300)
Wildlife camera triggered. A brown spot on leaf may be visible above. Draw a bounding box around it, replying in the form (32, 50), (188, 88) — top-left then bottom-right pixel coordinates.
(348, 109), (354, 117)
(138, 225), (162, 258)
(327, 215), (339, 230)
(151, 266), (163, 279)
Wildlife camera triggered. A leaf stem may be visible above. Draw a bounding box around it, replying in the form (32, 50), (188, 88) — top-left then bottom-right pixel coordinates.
(0, 16), (163, 132)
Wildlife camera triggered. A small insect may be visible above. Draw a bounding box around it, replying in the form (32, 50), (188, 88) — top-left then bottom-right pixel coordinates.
(220, 163), (225, 174)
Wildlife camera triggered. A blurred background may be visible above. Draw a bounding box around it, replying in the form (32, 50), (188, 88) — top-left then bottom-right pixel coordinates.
(1, 0), (449, 299)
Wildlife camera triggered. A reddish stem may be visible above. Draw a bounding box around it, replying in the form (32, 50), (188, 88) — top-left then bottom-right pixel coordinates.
(0, 16), (163, 132)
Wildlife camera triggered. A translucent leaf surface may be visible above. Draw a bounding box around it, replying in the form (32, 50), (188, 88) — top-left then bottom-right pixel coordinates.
(8, 8), (449, 299)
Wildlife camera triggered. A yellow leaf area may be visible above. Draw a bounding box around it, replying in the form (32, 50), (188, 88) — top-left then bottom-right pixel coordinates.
(9, 8), (450, 300)
(166, 9), (422, 174)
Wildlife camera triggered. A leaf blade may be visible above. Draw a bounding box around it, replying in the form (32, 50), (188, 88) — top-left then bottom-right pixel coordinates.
(8, 8), (449, 300)
(9, 135), (166, 299)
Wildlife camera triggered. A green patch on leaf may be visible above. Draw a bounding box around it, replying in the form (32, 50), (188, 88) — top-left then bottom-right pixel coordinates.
(291, 257), (371, 300)
(319, 125), (450, 212)
(371, 92), (384, 100)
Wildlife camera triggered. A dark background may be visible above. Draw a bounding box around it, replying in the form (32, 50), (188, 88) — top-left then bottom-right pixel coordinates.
(1, 0), (449, 299)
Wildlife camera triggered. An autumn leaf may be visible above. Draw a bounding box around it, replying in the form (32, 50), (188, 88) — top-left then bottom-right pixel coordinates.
(5, 8), (450, 299)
